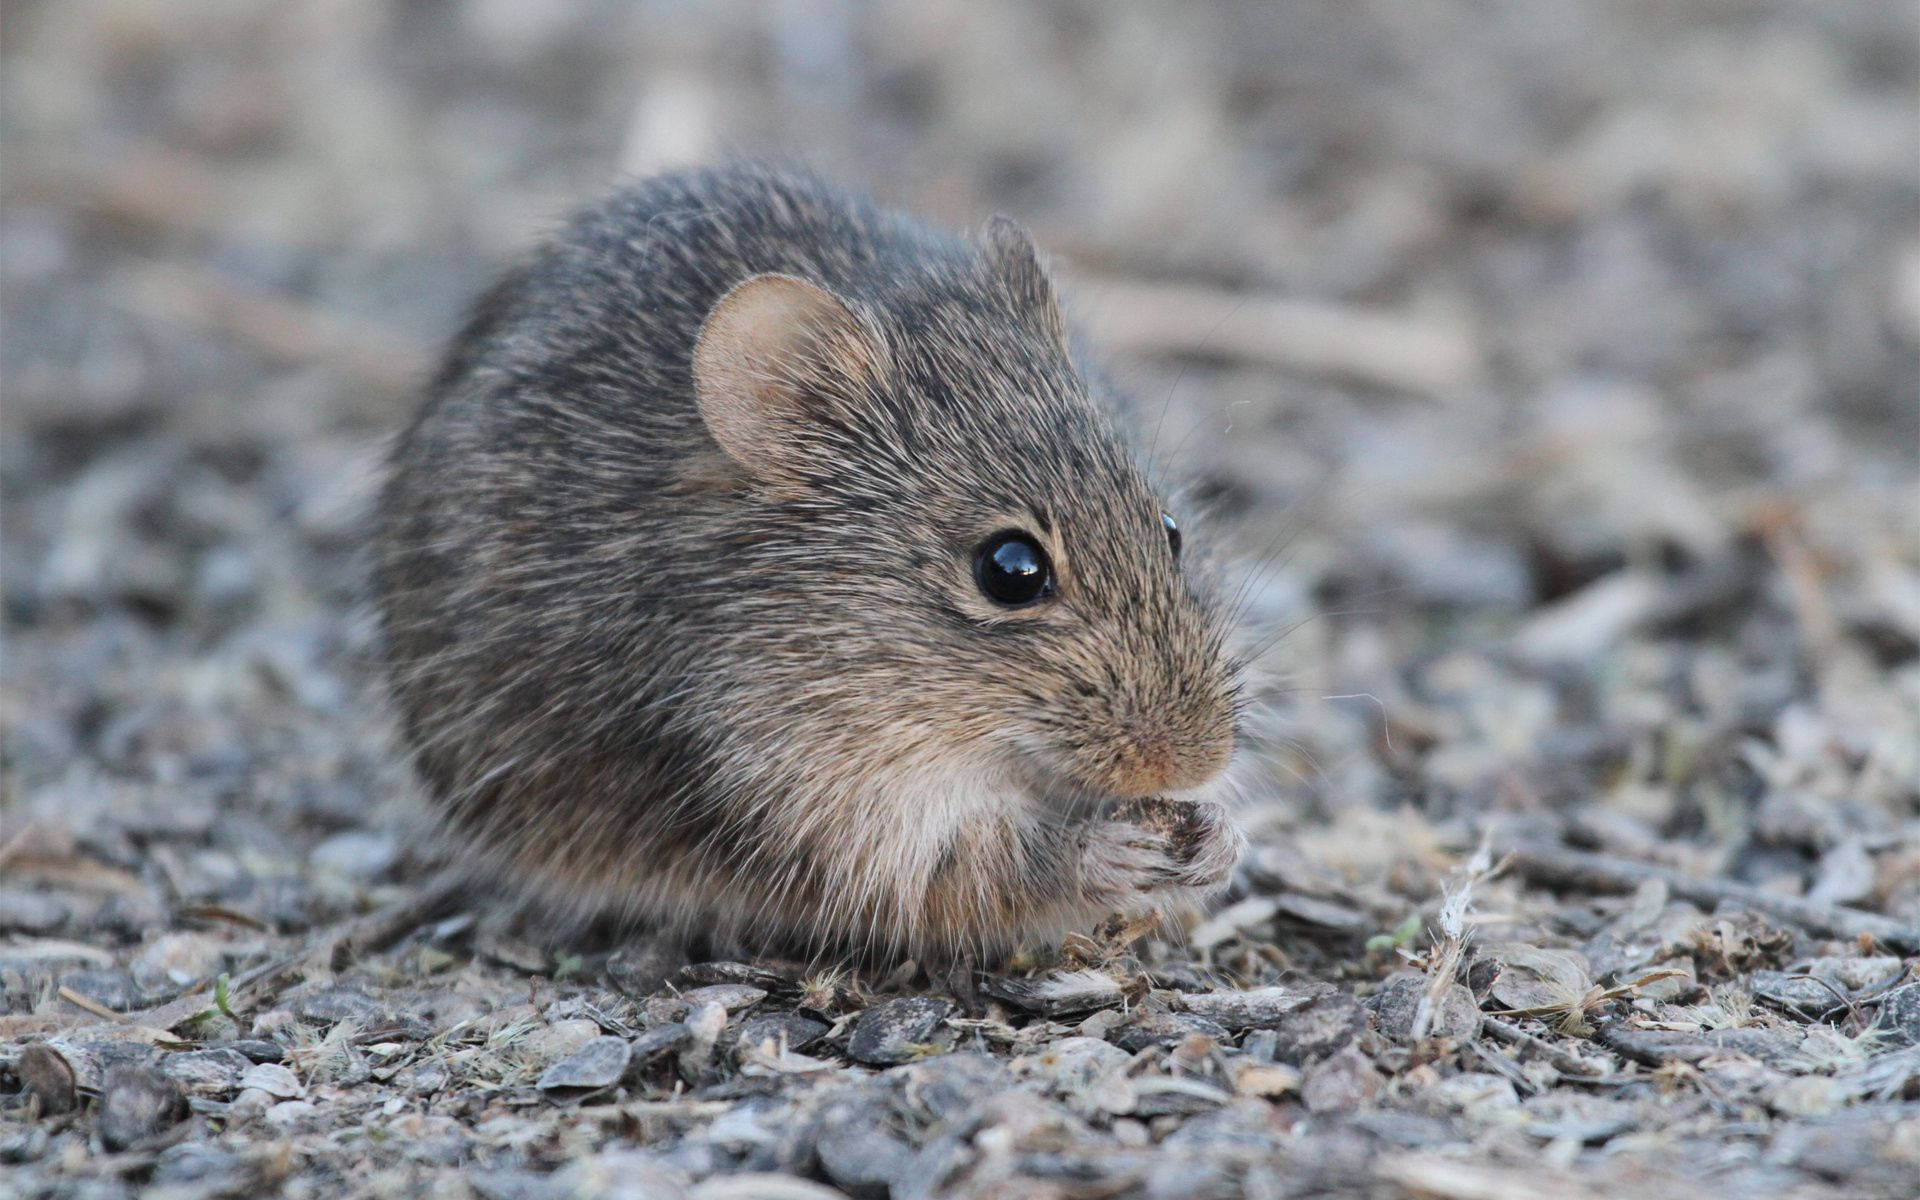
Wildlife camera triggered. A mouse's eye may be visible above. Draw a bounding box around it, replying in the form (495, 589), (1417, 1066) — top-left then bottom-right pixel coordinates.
(974, 531), (1053, 606)
(1161, 511), (1182, 560)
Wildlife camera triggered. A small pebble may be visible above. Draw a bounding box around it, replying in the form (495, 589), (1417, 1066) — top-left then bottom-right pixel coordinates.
(1269, 893), (1373, 934)
(152, 1144), (251, 1189)
(1872, 983), (1920, 1049)
(551, 1150), (692, 1200)
(1422, 1071), (1521, 1115)
(238, 1062), (304, 1099)
(816, 1088), (915, 1197)
(605, 941), (683, 997)
(847, 996), (954, 1065)
(1520, 1093), (1637, 1144)
(309, 831), (399, 883)
(159, 1047), (250, 1096)
(1230, 1060), (1301, 1098)
(229, 1089), (276, 1120)
(16, 1042), (78, 1114)
(1300, 1046), (1384, 1113)
(1018, 1036), (1131, 1095)
(264, 1099), (318, 1130)
(1252, 985), (1365, 1064)
(680, 983), (768, 1013)
(222, 1039), (286, 1063)
(730, 1012), (829, 1055)
(475, 929), (549, 974)
(295, 987), (387, 1026)
(404, 1062), (452, 1094)
(891, 1053), (1014, 1122)
(986, 970), (1126, 1016)
(132, 932), (225, 990)
(1107, 1012), (1229, 1054)
(1176, 986), (1313, 1030)
(98, 1063), (187, 1150)
(525, 1018), (603, 1065)
(630, 1022), (692, 1064)
(1368, 970), (1482, 1042)
(537, 1036), (631, 1092)
(680, 960), (796, 990)
(0, 889), (69, 934)
(677, 1000), (728, 1078)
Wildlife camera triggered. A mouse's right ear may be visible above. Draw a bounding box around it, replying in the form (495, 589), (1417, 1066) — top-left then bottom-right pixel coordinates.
(982, 215), (1069, 356)
(692, 274), (887, 479)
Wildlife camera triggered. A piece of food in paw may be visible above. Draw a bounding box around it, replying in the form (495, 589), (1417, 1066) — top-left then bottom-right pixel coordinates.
(1107, 795), (1207, 863)
(1106, 795), (1238, 890)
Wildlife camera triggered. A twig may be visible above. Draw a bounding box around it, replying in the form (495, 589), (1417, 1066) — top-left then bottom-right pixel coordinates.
(222, 951), (308, 1002)
(1503, 841), (1920, 952)
(177, 904), (273, 932)
(1373, 1152), (1604, 1200)
(1481, 1015), (1610, 1078)
(1068, 274), (1483, 396)
(1592, 1020), (1807, 1070)
(115, 873), (469, 1036)
(113, 260), (435, 394)
(1750, 500), (1839, 662)
(1776, 972), (1861, 1023)
(1466, 1037), (1541, 1096)
(0, 822), (39, 871)
(303, 871), (470, 975)
(56, 987), (129, 1023)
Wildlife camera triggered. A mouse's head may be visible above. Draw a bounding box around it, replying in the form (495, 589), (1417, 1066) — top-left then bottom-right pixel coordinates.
(689, 218), (1239, 812)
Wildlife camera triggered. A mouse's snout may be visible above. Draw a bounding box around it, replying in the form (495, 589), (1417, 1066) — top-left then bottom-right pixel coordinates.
(1102, 720), (1234, 798)
(1056, 669), (1238, 800)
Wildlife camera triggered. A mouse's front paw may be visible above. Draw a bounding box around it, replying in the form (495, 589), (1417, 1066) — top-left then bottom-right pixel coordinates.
(1106, 797), (1243, 892)
(1074, 819), (1183, 912)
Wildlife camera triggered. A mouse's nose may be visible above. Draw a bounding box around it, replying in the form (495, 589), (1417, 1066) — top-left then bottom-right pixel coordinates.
(1098, 716), (1235, 799)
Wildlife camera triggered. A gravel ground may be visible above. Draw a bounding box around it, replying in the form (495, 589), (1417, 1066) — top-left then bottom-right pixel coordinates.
(4, 2), (1919, 1198)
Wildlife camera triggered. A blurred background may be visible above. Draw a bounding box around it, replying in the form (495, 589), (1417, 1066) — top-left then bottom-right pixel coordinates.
(3, 1), (1918, 930)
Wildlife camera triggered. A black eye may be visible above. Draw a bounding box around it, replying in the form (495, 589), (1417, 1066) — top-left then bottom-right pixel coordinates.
(974, 531), (1053, 606)
(1161, 511), (1182, 560)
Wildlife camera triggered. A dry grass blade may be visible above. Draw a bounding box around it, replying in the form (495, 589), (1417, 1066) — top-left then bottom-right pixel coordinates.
(1503, 842), (1920, 951)
(1069, 274), (1484, 396)
(1411, 835), (1499, 1040)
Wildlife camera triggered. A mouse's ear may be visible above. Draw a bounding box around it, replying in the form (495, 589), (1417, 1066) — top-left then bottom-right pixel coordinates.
(982, 215), (1069, 355)
(692, 273), (887, 477)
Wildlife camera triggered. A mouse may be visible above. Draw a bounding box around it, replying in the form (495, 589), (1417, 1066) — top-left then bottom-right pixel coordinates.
(376, 162), (1244, 966)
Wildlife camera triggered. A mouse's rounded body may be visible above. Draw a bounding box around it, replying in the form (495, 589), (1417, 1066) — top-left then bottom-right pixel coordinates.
(377, 163), (1242, 963)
